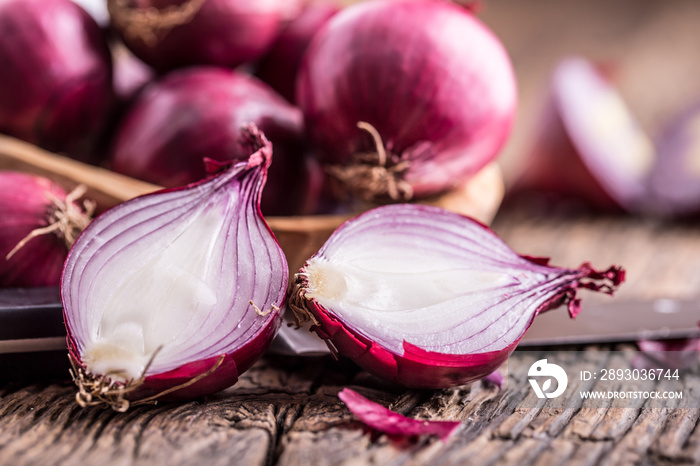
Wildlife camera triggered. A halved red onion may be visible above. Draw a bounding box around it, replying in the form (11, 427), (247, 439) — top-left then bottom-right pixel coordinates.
(296, 0), (516, 203)
(511, 57), (654, 212)
(62, 125), (288, 411)
(646, 101), (700, 217)
(289, 204), (624, 389)
(0, 0), (113, 161)
(338, 388), (461, 441)
(110, 67), (318, 216)
(1, 172), (93, 287)
(108, 0), (301, 73)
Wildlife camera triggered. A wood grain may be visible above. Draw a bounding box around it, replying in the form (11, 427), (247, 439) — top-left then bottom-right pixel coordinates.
(2, 346), (697, 466)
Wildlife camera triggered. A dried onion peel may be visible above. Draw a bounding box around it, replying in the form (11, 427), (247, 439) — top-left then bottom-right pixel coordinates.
(62, 125), (287, 410)
(290, 204), (624, 389)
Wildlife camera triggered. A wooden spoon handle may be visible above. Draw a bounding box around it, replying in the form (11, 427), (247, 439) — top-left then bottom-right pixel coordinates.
(0, 135), (160, 209)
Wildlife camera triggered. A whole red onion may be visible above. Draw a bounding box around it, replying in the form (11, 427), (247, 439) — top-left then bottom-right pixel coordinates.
(0, 172), (93, 287)
(108, 0), (302, 73)
(296, 0), (516, 203)
(110, 67), (318, 216)
(256, 2), (340, 103)
(0, 0), (113, 160)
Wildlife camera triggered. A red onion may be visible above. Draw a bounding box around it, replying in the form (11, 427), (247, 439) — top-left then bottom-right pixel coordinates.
(255, 2), (340, 103)
(63, 126), (288, 411)
(110, 67), (318, 216)
(646, 101), (700, 217)
(296, 0), (516, 203)
(107, 0), (301, 73)
(511, 57), (655, 212)
(0, 172), (93, 287)
(338, 388), (461, 441)
(0, 0), (113, 160)
(289, 204), (624, 389)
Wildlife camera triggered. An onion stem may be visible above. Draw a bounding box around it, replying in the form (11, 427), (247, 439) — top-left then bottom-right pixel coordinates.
(357, 121), (388, 168)
(326, 121), (413, 202)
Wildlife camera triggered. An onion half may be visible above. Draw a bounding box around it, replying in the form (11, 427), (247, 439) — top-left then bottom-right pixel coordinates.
(289, 204), (624, 389)
(296, 0), (516, 203)
(511, 57), (655, 212)
(62, 125), (288, 410)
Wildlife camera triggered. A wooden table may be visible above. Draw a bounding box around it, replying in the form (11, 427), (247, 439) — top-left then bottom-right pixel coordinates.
(2, 209), (699, 466)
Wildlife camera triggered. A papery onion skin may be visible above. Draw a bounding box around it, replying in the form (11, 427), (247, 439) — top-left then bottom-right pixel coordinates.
(0, 172), (89, 287)
(338, 388), (461, 441)
(296, 0), (516, 202)
(289, 204), (624, 389)
(255, 2), (340, 103)
(108, 0), (301, 73)
(0, 0), (113, 161)
(63, 126), (288, 407)
(110, 67), (317, 216)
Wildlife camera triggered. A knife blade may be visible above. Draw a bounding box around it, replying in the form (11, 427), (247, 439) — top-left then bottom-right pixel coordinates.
(2, 288), (699, 361)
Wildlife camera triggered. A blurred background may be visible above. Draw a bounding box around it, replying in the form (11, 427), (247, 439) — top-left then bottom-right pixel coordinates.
(476, 0), (700, 187)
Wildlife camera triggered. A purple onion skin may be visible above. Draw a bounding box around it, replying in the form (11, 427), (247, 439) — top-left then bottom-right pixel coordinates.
(256, 2), (340, 103)
(65, 314), (282, 402)
(0, 0), (113, 161)
(296, 0), (516, 200)
(110, 0), (297, 73)
(292, 204), (625, 389)
(110, 67), (317, 216)
(0, 173), (70, 287)
(338, 388), (461, 441)
(303, 279), (570, 389)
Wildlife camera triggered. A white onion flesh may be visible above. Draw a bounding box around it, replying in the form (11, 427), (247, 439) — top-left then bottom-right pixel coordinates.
(63, 155), (287, 382)
(302, 206), (586, 356)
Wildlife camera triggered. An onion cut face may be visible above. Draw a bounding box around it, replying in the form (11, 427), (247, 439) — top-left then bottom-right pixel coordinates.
(289, 204), (624, 389)
(296, 0), (516, 203)
(512, 57), (655, 212)
(647, 102), (700, 217)
(62, 126), (288, 410)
